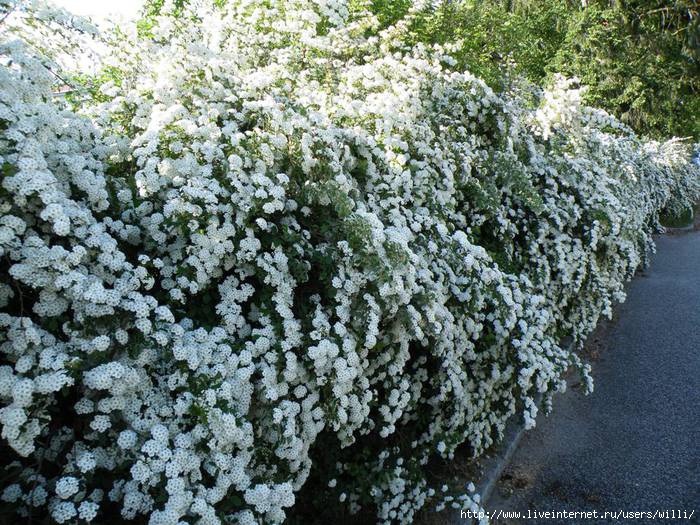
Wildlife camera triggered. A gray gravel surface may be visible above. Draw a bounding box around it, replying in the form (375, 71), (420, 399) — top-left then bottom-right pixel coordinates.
(485, 232), (700, 525)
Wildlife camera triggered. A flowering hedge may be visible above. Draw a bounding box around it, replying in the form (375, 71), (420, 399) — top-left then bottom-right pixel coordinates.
(0, 1), (698, 524)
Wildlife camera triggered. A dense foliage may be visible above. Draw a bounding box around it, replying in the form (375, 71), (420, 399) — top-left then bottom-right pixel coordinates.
(379, 0), (700, 140)
(0, 1), (698, 524)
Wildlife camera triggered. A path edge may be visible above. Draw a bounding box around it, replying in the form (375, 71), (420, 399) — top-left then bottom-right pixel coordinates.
(451, 341), (574, 523)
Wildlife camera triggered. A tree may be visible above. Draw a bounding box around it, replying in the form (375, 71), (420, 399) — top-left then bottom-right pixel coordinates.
(370, 0), (700, 139)
(550, 0), (700, 139)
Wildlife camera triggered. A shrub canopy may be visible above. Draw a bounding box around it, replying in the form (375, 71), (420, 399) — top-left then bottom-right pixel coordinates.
(0, 1), (698, 524)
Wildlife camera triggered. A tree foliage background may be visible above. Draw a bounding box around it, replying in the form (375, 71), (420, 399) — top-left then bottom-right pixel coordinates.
(368, 0), (700, 140)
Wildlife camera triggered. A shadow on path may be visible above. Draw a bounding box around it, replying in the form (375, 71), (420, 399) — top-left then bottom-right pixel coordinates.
(485, 231), (700, 524)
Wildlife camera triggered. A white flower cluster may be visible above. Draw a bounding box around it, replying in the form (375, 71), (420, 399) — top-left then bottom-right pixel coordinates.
(1, 1), (698, 524)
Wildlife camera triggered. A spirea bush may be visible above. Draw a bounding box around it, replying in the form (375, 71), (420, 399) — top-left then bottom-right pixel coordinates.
(0, 1), (698, 524)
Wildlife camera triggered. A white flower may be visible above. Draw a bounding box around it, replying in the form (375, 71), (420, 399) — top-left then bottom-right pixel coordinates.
(117, 430), (138, 449)
(55, 477), (80, 499)
(52, 501), (77, 523)
(1, 484), (22, 503)
(78, 501), (99, 522)
(0, 1), (697, 524)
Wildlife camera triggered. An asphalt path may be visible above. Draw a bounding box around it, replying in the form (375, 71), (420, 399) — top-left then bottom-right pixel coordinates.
(486, 231), (700, 524)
